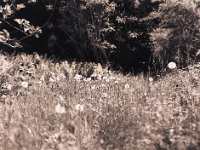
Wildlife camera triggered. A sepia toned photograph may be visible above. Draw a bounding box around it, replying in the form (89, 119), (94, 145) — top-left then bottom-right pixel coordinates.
(0, 0), (200, 149)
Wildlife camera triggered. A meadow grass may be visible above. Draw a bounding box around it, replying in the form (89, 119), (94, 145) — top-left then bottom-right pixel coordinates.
(0, 53), (200, 150)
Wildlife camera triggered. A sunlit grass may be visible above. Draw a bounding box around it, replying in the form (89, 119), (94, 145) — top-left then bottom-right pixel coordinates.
(0, 53), (200, 150)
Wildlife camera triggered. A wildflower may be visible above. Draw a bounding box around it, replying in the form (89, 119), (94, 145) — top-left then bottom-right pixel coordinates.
(91, 85), (96, 90)
(169, 129), (174, 136)
(21, 81), (28, 88)
(106, 78), (110, 82)
(84, 77), (91, 82)
(74, 74), (82, 81)
(55, 104), (66, 114)
(124, 84), (130, 89)
(75, 104), (84, 112)
(101, 84), (106, 87)
(149, 77), (154, 82)
(102, 93), (108, 98)
(60, 73), (66, 79)
(87, 77), (91, 81)
(100, 139), (104, 144)
(40, 75), (45, 81)
(102, 76), (107, 80)
(97, 75), (102, 80)
(114, 80), (119, 84)
(168, 62), (177, 70)
(49, 77), (56, 82)
(102, 76), (109, 81)
(58, 94), (65, 102)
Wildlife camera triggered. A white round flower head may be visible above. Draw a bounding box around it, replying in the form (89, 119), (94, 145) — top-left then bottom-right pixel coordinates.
(124, 84), (130, 89)
(91, 85), (96, 90)
(75, 104), (84, 112)
(55, 104), (66, 114)
(167, 62), (177, 70)
(149, 77), (154, 82)
(21, 81), (28, 88)
(74, 74), (83, 81)
(102, 93), (108, 98)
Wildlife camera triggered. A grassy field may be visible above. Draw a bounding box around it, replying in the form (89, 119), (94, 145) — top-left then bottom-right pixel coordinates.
(0, 53), (200, 150)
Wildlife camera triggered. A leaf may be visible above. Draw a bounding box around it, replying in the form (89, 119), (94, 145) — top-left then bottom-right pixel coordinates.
(35, 33), (39, 38)
(28, 0), (37, 3)
(10, 40), (22, 48)
(16, 4), (26, 11)
(196, 49), (200, 57)
(116, 16), (125, 24)
(0, 29), (10, 39)
(45, 5), (54, 11)
(14, 18), (25, 25)
(0, 4), (14, 19)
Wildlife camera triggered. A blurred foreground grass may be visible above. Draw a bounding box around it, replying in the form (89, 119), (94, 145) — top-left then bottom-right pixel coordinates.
(0, 53), (200, 150)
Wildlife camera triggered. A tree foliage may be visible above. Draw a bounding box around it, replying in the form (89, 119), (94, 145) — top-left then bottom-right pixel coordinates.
(0, 0), (42, 48)
(55, 0), (161, 73)
(1, 0), (200, 74)
(151, 0), (200, 71)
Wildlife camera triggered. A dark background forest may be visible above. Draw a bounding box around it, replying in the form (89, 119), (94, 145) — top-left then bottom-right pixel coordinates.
(1, 0), (200, 75)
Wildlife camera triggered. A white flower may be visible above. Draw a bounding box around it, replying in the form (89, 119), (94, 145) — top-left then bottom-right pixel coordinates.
(38, 81), (42, 86)
(101, 84), (106, 87)
(114, 80), (119, 84)
(40, 76), (45, 81)
(168, 62), (177, 70)
(149, 77), (154, 82)
(74, 74), (82, 81)
(21, 81), (28, 88)
(84, 77), (91, 82)
(55, 104), (66, 114)
(59, 73), (66, 79)
(124, 84), (130, 89)
(49, 77), (56, 82)
(97, 75), (102, 80)
(75, 104), (84, 112)
(87, 77), (91, 81)
(58, 94), (65, 102)
(102, 76), (108, 80)
(91, 85), (96, 90)
(106, 78), (110, 82)
(102, 93), (108, 98)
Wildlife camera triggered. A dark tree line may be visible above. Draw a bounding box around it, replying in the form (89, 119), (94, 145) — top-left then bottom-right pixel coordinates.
(1, 0), (200, 75)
